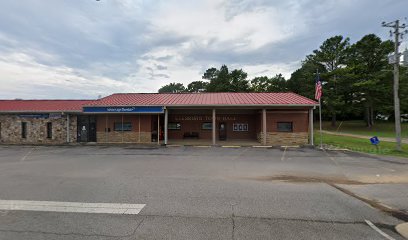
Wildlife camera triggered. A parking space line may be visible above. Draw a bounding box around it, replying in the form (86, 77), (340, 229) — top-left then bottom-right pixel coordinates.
(20, 148), (34, 162)
(0, 200), (146, 215)
(323, 149), (339, 166)
(281, 146), (287, 161)
(364, 220), (396, 240)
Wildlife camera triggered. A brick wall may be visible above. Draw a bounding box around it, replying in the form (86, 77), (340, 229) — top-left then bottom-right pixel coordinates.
(257, 132), (308, 145)
(0, 114), (77, 144)
(257, 110), (310, 146)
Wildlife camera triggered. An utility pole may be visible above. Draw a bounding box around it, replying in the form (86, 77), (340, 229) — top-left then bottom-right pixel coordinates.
(382, 20), (407, 151)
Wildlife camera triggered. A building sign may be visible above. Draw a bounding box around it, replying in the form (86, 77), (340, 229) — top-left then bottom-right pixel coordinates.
(18, 114), (49, 119)
(83, 106), (164, 113)
(174, 115), (236, 121)
(49, 113), (62, 119)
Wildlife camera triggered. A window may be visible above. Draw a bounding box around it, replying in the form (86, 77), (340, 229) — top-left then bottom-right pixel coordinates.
(47, 122), (52, 138)
(233, 123), (248, 132)
(168, 122), (181, 130)
(277, 122), (293, 132)
(201, 122), (212, 130)
(114, 122), (132, 131)
(21, 122), (27, 138)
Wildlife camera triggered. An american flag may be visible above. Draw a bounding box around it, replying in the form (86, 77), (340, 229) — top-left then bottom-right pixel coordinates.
(315, 74), (322, 100)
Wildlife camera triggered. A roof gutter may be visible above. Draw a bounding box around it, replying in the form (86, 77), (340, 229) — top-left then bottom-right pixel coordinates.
(82, 104), (319, 108)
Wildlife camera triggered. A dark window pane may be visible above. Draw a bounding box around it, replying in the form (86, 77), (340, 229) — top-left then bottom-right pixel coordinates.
(21, 122), (27, 138)
(277, 122), (293, 132)
(168, 122), (181, 130)
(114, 122), (132, 131)
(47, 122), (52, 138)
(202, 122), (212, 130)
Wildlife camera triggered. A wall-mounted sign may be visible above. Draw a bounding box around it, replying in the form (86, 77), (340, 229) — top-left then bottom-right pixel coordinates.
(233, 123), (248, 132)
(49, 113), (62, 119)
(83, 106), (164, 114)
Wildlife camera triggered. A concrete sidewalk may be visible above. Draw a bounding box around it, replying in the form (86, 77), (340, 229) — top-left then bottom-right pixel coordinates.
(321, 130), (408, 144)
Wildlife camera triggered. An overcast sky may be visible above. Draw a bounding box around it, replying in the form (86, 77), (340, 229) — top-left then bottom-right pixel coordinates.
(0, 0), (406, 99)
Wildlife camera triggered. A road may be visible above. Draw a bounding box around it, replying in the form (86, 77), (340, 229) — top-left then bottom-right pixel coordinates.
(0, 145), (407, 239)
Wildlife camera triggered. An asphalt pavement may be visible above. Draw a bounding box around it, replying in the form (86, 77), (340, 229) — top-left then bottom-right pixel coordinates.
(0, 145), (407, 239)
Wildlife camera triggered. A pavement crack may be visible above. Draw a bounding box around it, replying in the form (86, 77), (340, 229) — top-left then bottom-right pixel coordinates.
(0, 228), (121, 238)
(122, 217), (146, 239)
(0, 218), (146, 239)
(231, 204), (236, 240)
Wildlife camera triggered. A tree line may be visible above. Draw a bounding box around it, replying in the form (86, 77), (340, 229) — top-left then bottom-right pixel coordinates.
(158, 34), (408, 127)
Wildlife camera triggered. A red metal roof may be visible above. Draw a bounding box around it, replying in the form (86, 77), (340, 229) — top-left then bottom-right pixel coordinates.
(89, 93), (318, 106)
(0, 100), (94, 113)
(0, 93), (317, 112)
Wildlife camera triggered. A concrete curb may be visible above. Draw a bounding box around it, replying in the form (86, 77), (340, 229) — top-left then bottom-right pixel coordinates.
(396, 222), (408, 239)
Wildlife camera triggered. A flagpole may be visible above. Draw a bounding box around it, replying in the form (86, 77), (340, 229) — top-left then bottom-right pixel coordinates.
(319, 97), (323, 149)
(316, 69), (323, 149)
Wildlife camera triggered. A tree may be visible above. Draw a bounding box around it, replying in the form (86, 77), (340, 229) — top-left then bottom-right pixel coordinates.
(158, 82), (186, 93)
(187, 81), (208, 92)
(346, 34), (393, 127)
(229, 69), (250, 92)
(286, 60), (325, 100)
(203, 65), (250, 92)
(307, 35), (350, 127)
(251, 74), (287, 92)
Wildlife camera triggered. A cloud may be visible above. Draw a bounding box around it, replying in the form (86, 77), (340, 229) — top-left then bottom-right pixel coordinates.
(0, 0), (406, 98)
(0, 52), (136, 99)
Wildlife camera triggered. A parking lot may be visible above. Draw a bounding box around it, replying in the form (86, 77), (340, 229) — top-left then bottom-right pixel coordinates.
(0, 145), (407, 239)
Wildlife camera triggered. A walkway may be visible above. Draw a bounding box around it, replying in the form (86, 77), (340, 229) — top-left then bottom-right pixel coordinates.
(321, 130), (408, 144)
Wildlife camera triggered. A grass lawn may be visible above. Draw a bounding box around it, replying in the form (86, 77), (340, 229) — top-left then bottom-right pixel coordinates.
(315, 132), (408, 159)
(316, 120), (408, 138)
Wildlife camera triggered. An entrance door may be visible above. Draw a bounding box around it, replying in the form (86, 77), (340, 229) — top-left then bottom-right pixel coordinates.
(89, 116), (97, 142)
(77, 116), (97, 142)
(219, 122), (227, 140)
(151, 115), (164, 142)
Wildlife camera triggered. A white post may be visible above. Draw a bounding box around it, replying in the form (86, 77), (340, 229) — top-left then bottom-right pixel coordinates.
(138, 115), (141, 143)
(309, 108), (314, 145)
(105, 115), (108, 143)
(66, 113), (70, 143)
(157, 114), (160, 145)
(212, 109), (216, 145)
(164, 108), (168, 145)
(121, 114), (124, 143)
(262, 109), (267, 146)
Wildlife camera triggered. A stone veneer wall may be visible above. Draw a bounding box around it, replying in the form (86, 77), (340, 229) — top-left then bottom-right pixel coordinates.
(96, 131), (151, 143)
(257, 132), (308, 146)
(0, 114), (77, 144)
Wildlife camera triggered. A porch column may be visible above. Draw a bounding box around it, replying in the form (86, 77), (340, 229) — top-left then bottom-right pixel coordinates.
(157, 114), (160, 145)
(262, 109), (267, 146)
(121, 114), (124, 143)
(138, 115), (141, 142)
(105, 114), (108, 142)
(309, 108), (314, 145)
(66, 113), (70, 143)
(212, 109), (216, 145)
(164, 108), (168, 145)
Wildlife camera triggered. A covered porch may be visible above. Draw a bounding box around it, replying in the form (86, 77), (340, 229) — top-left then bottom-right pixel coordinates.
(167, 138), (262, 146)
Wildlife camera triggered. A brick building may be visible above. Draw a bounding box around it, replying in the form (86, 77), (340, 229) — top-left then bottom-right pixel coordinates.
(0, 93), (318, 146)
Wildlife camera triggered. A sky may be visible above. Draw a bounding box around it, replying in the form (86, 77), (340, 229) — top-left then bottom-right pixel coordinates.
(0, 0), (407, 99)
